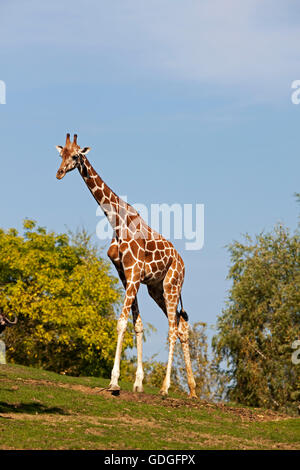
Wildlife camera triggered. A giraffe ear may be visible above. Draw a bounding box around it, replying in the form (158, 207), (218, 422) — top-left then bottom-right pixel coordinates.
(56, 145), (63, 156)
(80, 147), (91, 155)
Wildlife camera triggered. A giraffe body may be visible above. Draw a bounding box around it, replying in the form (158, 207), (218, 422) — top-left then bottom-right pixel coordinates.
(56, 134), (197, 397)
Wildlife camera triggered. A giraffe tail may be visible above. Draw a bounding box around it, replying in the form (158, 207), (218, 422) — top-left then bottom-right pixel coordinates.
(176, 295), (189, 322)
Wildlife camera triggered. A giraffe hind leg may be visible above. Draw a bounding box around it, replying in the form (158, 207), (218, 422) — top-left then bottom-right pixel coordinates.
(160, 261), (197, 398)
(160, 283), (179, 397)
(158, 258), (184, 397)
(176, 308), (189, 325)
(177, 315), (197, 398)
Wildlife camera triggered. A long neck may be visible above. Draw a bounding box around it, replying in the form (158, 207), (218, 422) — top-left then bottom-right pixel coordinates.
(77, 155), (141, 239)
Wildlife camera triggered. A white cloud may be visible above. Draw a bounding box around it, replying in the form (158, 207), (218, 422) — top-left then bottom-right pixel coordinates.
(0, 0), (299, 99)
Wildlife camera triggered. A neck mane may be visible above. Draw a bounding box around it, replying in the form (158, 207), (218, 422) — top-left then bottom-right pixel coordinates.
(77, 155), (148, 240)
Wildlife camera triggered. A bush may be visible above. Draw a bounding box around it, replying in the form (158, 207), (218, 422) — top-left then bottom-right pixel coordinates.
(0, 220), (133, 376)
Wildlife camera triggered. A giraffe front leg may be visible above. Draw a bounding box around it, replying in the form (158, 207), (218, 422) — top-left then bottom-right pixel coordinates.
(132, 312), (144, 393)
(109, 280), (140, 392)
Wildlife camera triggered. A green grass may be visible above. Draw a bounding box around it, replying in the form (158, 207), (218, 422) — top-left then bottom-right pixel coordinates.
(0, 363), (299, 450)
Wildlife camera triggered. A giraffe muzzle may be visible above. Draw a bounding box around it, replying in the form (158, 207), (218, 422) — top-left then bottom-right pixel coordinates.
(56, 168), (66, 180)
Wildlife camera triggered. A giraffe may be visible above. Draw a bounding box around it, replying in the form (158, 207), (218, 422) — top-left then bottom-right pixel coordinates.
(56, 133), (197, 398)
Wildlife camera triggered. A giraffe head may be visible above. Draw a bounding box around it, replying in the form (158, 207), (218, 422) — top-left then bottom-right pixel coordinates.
(56, 133), (91, 180)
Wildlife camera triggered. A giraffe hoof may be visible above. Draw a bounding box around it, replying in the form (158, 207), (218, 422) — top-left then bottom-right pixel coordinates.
(107, 384), (120, 393)
(189, 393), (198, 399)
(133, 385), (144, 393)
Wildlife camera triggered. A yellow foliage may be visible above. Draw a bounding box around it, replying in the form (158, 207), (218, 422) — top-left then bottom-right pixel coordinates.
(1, 220), (133, 376)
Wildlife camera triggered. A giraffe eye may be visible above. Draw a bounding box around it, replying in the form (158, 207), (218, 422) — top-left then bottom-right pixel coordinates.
(72, 155), (79, 161)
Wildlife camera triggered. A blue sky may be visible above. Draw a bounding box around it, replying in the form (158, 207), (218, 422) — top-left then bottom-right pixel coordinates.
(0, 1), (299, 361)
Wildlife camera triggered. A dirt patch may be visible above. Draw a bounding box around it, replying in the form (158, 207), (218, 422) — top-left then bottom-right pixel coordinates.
(95, 388), (292, 423)
(0, 412), (71, 423)
(3, 376), (294, 423)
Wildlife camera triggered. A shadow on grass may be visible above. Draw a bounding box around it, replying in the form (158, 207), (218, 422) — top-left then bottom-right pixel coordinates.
(0, 401), (68, 415)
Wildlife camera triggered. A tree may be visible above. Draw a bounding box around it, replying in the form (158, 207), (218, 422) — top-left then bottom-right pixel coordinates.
(212, 224), (300, 413)
(0, 220), (133, 376)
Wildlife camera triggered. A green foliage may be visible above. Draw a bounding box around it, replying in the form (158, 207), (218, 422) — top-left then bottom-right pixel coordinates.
(0, 220), (133, 376)
(213, 224), (300, 413)
(144, 359), (170, 389)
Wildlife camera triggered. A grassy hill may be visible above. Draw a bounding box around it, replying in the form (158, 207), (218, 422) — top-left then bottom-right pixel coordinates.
(0, 363), (299, 450)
